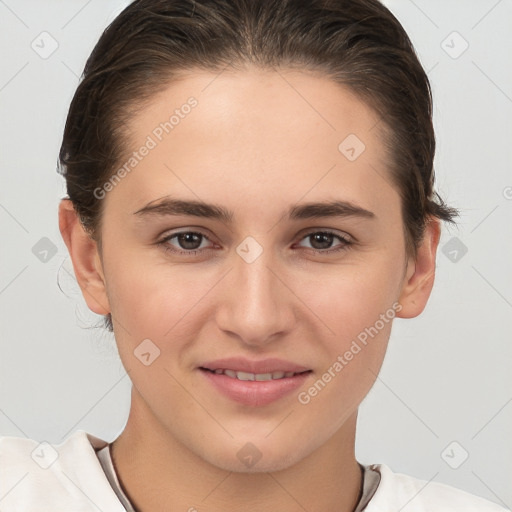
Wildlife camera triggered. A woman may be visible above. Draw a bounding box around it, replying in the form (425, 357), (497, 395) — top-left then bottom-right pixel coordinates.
(0, 0), (507, 510)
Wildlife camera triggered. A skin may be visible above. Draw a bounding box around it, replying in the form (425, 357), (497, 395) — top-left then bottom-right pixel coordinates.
(59, 67), (441, 512)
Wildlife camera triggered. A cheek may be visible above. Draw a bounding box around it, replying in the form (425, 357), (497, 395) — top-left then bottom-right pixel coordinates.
(304, 257), (403, 346)
(296, 269), (399, 418)
(296, 338), (388, 443)
(103, 261), (210, 396)
(296, 256), (401, 406)
(309, 281), (394, 394)
(104, 252), (212, 338)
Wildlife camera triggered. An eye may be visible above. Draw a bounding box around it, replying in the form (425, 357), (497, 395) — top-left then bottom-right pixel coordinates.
(157, 229), (353, 257)
(295, 230), (352, 254)
(157, 231), (215, 256)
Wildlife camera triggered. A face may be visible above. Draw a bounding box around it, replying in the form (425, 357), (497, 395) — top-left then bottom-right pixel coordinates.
(73, 68), (425, 472)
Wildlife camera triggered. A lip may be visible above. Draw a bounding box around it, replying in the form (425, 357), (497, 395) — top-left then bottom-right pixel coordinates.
(200, 369), (311, 406)
(198, 357), (312, 407)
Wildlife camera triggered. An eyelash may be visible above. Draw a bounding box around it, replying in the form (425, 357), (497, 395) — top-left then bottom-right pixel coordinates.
(156, 229), (353, 257)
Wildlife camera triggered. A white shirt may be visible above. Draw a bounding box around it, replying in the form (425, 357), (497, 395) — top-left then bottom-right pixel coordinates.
(0, 429), (508, 511)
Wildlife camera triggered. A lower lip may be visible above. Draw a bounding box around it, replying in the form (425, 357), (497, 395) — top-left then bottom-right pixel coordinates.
(199, 369), (311, 406)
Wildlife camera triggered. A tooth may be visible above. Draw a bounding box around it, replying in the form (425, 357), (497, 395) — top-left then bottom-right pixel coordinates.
(219, 369), (298, 381)
(236, 371), (255, 381)
(255, 373), (273, 381)
(236, 371), (256, 381)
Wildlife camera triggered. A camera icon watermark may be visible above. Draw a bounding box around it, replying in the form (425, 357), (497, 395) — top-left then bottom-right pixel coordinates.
(31, 31), (59, 59)
(236, 236), (263, 264)
(338, 134), (366, 162)
(441, 236), (468, 263)
(31, 441), (59, 469)
(441, 31), (469, 59)
(32, 237), (58, 263)
(134, 338), (161, 366)
(237, 442), (262, 468)
(441, 441), (469, 469)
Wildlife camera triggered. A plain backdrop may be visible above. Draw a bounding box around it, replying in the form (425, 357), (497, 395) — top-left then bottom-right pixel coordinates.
(0, 0), (511, 507)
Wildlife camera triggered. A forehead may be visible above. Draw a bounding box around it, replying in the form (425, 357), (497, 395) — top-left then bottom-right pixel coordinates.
(131, 67), (382, 147)
(106, 67), (398, 222)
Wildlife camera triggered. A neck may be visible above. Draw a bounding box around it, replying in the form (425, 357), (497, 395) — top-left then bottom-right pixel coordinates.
(110, 389), (362, 512)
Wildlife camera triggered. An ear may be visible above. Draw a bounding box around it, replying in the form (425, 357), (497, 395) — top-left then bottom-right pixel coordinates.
(58, 199), (110, 316)
(396, 216), (441, 319)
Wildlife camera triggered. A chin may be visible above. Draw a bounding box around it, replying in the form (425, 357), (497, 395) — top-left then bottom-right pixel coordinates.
(195, 436), (310, 474)
(208, 452), (302, 474)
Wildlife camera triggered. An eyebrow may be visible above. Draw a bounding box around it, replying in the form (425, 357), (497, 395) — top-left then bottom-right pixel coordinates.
(133, 196), (376, 223)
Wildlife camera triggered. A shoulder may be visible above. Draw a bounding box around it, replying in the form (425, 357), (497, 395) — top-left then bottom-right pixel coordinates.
(365, 463), (510, 512)
(0, 430), (125, 511)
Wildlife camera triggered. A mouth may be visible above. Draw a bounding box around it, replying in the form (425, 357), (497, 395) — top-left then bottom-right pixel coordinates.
(199, 367), (312, 381)
(198, 358), (313, 406)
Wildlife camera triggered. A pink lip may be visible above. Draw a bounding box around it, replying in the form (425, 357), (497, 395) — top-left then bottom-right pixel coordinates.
(199, 357), (310, 374)
(198, 357), (312, 407)
(200, 369), (311, 406)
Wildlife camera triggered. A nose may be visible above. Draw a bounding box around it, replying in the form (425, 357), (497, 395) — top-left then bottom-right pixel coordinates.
(215, 244), (296, 347)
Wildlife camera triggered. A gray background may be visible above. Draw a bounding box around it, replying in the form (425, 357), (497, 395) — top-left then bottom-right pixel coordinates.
(0, 0), (511, 507)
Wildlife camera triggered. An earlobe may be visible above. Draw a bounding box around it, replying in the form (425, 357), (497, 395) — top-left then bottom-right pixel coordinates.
(58, 199), (111, 316)
(396, 217), (441, 319)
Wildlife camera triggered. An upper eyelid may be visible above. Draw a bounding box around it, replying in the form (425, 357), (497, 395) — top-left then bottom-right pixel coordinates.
(295, 230), (352, 246)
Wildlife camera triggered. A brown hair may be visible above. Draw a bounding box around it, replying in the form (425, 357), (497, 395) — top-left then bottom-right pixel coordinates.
(58, 0), (459, 332)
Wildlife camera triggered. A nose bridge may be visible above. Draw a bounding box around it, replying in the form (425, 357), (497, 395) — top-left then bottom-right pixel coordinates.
(216, 238), (294, 344)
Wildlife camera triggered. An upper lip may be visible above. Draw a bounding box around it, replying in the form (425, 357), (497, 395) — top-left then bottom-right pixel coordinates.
(199, 357), (311, 374)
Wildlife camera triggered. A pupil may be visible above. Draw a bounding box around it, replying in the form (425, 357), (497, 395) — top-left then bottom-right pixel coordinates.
(311, 233), (333, 249)
(179, 233), (201, 249)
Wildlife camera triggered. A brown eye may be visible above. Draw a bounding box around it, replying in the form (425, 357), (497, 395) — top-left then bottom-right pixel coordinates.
(296, 231), (352, 254)
(175, 232), (204, 250)
(158, 231), (214, 255)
